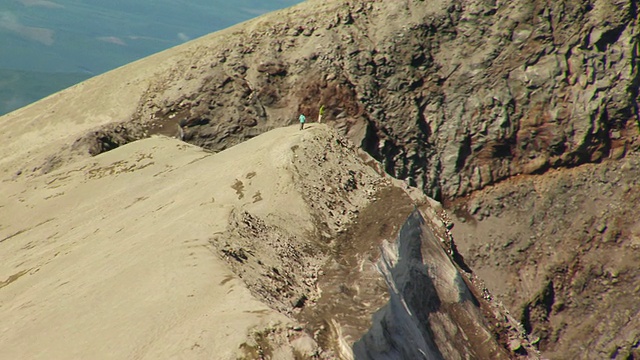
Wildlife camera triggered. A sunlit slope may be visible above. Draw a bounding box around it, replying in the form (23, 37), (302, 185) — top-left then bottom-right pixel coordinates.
(0, 125), (329, 359)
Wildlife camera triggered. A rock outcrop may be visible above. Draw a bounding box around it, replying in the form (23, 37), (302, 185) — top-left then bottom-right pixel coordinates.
(451, 153), (640, 359)
(4, 0), (637, 201)
(120, 0), (638, 201)
(353, 210), (512, 360)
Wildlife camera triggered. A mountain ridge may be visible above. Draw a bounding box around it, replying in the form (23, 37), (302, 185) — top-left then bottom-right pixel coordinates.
(0, 123), (528, 358)
(1, 0), (639, 358)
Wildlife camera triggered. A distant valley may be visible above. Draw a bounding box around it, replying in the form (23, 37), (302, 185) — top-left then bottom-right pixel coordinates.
(0, 0), (301, 115)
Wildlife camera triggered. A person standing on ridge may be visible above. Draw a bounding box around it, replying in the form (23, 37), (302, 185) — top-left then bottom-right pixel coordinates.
(299, 114), (306, 130)
(318, 104), (325, 123)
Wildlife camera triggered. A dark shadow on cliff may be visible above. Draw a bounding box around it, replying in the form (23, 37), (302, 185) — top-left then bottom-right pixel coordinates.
(352, 209), (510, 359)
(352, 210), (445, 359)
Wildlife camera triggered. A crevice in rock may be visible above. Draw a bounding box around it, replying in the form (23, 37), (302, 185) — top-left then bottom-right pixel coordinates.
(594, 25), (626, 52)
(353, 209), (519, 359)
(521, 281), (555, 334)
(455, 135), (472, 173)
(73, 122), (147, 157)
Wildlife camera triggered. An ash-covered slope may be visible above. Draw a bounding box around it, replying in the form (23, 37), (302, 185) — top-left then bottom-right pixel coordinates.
(0, 124), (525, 359)
(1, 126), (328, 359)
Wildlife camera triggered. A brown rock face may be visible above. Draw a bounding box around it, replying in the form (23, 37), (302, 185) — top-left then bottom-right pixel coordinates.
(105, 0), (639, 202)
(451, 154), (640, 359)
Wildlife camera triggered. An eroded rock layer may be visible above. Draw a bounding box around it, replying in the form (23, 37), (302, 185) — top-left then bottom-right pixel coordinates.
(117, 0), (639, 201)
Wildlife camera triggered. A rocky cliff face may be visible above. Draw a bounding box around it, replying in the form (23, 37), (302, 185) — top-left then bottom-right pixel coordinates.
(89, 0), (639, 202)
(451, 153), (640, 359)
(353, 210), (512, 360)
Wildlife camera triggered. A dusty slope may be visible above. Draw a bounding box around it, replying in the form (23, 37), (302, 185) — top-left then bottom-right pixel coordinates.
(1, 123), (526, 359)
(1, 123), (388, 359)
(1, 125), (331, 359)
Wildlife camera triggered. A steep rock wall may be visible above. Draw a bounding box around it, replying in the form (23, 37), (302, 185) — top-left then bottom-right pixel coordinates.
(352, 210), (513, 359)
(110, 0), (640, 201)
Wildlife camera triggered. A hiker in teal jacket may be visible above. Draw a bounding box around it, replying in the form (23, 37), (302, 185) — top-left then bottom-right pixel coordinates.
(299, 114), (306, 130)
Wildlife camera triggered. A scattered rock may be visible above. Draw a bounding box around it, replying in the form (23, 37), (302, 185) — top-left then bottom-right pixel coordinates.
(509, 339), (522, 352)
(290, 335), (318, 357)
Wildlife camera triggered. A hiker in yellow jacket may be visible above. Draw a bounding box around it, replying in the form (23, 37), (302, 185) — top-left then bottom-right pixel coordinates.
(318, 104), (325, 123)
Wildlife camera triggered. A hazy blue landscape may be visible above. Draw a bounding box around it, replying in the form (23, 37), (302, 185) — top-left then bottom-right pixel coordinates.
(0, 0), (302, 115)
